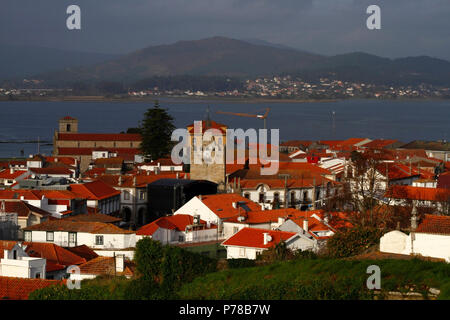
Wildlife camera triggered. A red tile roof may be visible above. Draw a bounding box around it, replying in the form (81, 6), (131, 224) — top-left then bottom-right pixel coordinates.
(225, 208), (303, 224)
(222, 228), (297, 249)
(236, 175), (336, 190)
(0, 200), (51, 218)
(64, 245), (99, 261)
(24, 220), (134, 234)
(0, 240), (17, 259)
(37, 190), (78, 200)
(95, 173), (188, 188)
(385, 185), (450, 202)
(186, 120), (227, 134)
(61, 116), (76, 120)
(0, 190), (42, 200)
(0, 169), (27, 179)
(363, 139), (399, 149)
(57, 133), (141, 141)
(416, 214), (450, 235)
(69, 180), (120, 200)
(77, 256), (134, 277)
(64, 212), (121, 223)
(44, 156), (77, 166)
(24, 242), (86, 272)
(137, 214), (216, 236)
(438, 171), (450, 189)
(0, 276), (63, 300)
(200, 194), (262, 219)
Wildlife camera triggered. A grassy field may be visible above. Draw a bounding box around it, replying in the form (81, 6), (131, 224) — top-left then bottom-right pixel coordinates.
(178, 257), (450, 300)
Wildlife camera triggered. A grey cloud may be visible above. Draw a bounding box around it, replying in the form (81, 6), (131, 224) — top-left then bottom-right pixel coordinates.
(0, 0), (448, 60)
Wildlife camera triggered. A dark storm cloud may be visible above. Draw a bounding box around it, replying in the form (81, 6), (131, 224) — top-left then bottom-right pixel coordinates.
(0, 0), (449, 60)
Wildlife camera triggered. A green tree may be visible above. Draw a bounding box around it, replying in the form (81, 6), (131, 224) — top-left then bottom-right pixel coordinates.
(139, 101), (175, 160)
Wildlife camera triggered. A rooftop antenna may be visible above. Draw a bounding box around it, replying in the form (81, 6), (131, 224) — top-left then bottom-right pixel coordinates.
(205, 105), (211, 128)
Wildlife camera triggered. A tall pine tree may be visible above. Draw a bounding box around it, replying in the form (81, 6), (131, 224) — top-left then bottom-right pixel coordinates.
(140, 101), (176, 160)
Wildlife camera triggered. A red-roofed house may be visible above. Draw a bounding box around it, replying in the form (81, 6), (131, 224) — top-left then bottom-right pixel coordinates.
(136, 214), (217, 244)
(385, 185), (450, 214)
(221, 228), (302, 260)
(0, 169), (28, 187)
(69, 180), (121, 215)
(174, 194), (263, 239)
(24, 242), (86, 279)
(0, 241), (46, 279)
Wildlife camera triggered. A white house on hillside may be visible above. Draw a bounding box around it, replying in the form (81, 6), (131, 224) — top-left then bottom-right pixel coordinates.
(380, 214), (450, 262)
(221, 228), (303, 260)
(0, 241), (46, 279)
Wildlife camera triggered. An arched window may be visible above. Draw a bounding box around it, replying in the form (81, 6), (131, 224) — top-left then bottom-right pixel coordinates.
(244, 192), (250, 199)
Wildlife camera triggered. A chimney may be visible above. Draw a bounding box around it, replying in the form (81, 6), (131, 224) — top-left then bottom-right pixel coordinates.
(10, 168), (14, 174)
(411, 203), (418, 231)
(232, 202), (238, 209)
(118, 176), (122, 186)
(303, 219), (309, 233)
(176, 172), (179, 179)
(199, 194), (202, 201)
(263, 232), (272, 245)
(115, 254), (125, 273)
(133, 176), (137, 187)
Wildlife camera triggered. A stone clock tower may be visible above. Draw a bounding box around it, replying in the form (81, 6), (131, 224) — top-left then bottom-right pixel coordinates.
(187, 119), (227, 189)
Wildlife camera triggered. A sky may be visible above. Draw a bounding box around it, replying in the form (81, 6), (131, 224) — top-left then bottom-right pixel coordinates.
(1, 0), (449, 60)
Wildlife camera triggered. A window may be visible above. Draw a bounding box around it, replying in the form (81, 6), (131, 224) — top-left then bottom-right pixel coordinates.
(290, 191), (296, 205)
(178, 235), (184, 242)
(244, 193), (250, 199)
(13, 250), (17, 260)
(35, 273), (41, 279)
(124, 191), (130, 200)
(69, 232), (77, 245)
(95, 235), (104, 245)
(24, 231), (32, 242)
(139, 191), (145, 200)
(259, 192), (265, 203)
(46, 231), (54, 242)
(66, 124), (71, 132)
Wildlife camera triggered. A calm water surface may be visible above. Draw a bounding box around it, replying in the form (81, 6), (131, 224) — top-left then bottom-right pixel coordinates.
(0, 99), (449, 158)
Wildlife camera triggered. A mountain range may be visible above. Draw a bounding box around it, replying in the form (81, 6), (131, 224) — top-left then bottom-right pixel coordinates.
(3, 37), (450, 86)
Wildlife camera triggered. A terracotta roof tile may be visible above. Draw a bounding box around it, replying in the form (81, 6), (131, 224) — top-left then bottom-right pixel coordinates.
(137, 214), (216, 236)
(416, 214), (450, 235)
(77, 256), (134, 277)
(58, 133), (141, 141)
(222, 228), (297, 249)
(0, 276), (63, 300)
(24, 242), (86, 271)
(24, 220), (134, 234)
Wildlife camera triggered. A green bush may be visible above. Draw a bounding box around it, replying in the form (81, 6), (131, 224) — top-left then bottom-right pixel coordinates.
(326, 227), (382, 258)
(227, 258), (256, 269)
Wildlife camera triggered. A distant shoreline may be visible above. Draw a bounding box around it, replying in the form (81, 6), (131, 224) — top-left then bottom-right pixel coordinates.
(0, 95), (448, 104)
